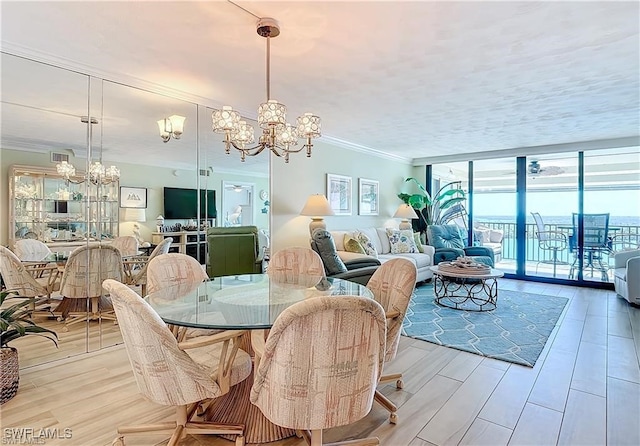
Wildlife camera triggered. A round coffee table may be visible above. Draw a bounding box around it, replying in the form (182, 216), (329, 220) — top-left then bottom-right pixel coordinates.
(430, 265), (504, 311)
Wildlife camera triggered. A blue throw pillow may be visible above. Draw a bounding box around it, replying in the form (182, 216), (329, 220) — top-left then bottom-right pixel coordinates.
(311, 229), (348, 275)
(427, 225), (465, 250)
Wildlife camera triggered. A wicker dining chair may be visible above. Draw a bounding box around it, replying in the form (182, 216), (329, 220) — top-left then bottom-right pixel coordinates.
(0, 245), (60, 315)
(13, 239), (52, 261)
(366, 257), (417, 424)
(124, 237), (173, 296)
(110, 235), (139, 257)
(268, 247), (326, 287)
(102, 279), (250, 446)
(250, 295), (386, 446)
(57, 243), (123, 331)
(147, 253), (213, 341)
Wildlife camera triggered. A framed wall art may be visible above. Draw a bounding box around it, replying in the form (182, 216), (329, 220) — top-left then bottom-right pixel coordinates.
(358, 178), (379, 216)
(120, 186), (147, 209)
(326, 173), (352, 215)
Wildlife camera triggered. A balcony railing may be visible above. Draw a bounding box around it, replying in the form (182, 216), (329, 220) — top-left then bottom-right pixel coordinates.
(476, 221), (640, 264)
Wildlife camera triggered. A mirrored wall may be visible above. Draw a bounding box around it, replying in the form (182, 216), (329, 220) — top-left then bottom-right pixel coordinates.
(1, 52), (270, 368)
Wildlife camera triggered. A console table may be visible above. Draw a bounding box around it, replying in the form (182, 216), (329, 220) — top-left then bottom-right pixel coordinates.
(151, 231), (207, 264)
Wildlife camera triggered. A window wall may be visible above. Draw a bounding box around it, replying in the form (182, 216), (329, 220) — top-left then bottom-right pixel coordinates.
(427, 145), (640, 288)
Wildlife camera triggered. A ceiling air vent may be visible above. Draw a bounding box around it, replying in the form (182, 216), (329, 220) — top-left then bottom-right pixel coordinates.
(50, 152), (69, 163)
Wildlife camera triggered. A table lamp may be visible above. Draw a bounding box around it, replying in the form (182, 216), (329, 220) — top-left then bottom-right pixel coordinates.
(300, 194), (335, 236)
(124, 208), (147, 246)
(393, 204), (419, 230)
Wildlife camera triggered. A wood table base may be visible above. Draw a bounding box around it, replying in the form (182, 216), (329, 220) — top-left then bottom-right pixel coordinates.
(204, 366), (296, 444)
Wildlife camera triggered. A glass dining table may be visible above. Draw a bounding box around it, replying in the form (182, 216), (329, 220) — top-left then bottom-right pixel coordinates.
(145, 273), (374, 444)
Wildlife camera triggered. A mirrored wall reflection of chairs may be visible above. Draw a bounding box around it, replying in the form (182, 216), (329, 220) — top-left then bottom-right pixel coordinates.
(0, 246), (60, 316)
(122, 237), (173, 296)
(56, 244), (123, 331)
(569, 213), (611, 282)
(531, 212), (569, 278)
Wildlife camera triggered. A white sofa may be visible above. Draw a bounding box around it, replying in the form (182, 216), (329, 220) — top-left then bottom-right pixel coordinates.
(613, 249), (640, 305)
(330, 227), (435, 283)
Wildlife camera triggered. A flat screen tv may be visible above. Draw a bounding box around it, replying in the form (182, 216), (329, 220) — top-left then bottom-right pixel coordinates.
(163, 187), (217, 219)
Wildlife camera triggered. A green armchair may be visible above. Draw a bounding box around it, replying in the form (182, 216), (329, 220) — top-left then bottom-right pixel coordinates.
(207, 226), (265, 277)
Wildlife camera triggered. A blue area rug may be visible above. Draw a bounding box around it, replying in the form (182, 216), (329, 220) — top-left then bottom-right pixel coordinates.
(402, 285), (569, 367)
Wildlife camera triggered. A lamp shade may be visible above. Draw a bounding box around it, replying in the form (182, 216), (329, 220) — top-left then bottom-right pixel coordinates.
(123, 208), (146, 222)
(393, 204), (419, 220)
(168, 115), (186, 137)
(300, 194), (334, 217)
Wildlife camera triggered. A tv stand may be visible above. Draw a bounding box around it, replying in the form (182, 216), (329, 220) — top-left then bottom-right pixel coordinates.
(151, 231), (207, 265)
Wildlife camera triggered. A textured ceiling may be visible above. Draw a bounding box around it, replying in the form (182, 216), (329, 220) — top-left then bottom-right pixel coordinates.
(1, 1), (639, 169)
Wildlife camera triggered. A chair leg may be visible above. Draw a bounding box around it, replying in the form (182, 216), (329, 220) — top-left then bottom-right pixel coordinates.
(311, 429), (323, 446)
(374, 390), (398, 424)
(378, 372), (403, 389)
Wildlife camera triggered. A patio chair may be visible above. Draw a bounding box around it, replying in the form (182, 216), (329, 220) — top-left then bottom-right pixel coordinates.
(569, 213), (610, 281)
(531, 212), (569, 278)
(366, 258), (416, 424)
(102, 279), (249, 446)
(250, 295), (386, 446)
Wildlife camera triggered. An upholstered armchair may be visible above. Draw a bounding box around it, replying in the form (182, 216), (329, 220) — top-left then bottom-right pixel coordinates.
(250, 295), (386, 446)
(310, 229), (380, 285)
(427, 224), (495, 267)
(207, 226), (265, 277)
(613, 249), (640, 305)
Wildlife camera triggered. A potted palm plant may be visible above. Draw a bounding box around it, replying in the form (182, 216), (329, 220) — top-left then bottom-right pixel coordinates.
(398, 178), (468, 234)
(1, 290), (58, 404)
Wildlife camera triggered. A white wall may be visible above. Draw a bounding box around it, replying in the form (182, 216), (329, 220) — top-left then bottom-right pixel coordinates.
(1, 149), (268, 246)
(271, 140), (414, 251)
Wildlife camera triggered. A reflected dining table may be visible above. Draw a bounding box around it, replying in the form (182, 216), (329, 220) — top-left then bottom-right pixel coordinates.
(145, 273), (374, 444)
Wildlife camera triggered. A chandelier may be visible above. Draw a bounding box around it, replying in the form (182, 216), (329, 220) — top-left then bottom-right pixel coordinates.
(212, 17), (321, 163)
(56, 160), (120, 185)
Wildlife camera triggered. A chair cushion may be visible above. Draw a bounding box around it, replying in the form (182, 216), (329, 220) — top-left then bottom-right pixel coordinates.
(386, 228), (419, 254)
(427, 225), (465, 250)
(311, 229), (348, 275)
(186, 341), (252, 388)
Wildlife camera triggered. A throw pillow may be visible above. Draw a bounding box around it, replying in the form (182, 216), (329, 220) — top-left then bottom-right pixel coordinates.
(355, 231), (378, 258)
(413, 232), (425, 253)
(310, 229), (348, 275)
(386, 228), (419, 254)
(343, 235), (366, 254)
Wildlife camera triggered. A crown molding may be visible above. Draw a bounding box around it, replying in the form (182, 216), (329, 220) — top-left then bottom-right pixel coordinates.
(319, 135), (413, 164)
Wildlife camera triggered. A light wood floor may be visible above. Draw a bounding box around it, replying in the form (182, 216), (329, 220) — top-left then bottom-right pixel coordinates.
(2, 279), (639, 446)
